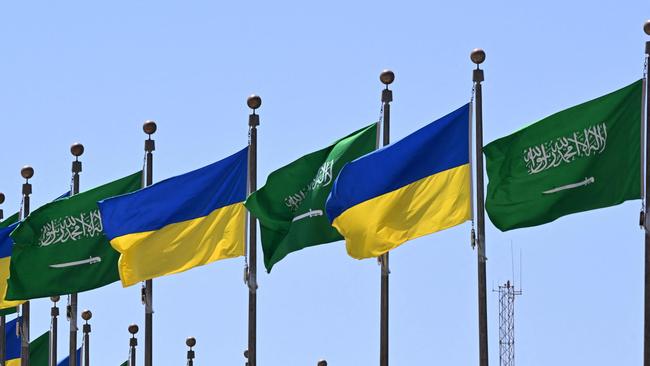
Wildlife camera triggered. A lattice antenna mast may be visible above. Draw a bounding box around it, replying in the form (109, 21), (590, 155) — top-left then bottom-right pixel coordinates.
(497, 280), (522, 366)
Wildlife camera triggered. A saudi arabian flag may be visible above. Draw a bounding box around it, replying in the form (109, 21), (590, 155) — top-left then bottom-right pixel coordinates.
(245, 123), (378, 272)
(485, 80), (643, 231)
(6, 172), (142, 300)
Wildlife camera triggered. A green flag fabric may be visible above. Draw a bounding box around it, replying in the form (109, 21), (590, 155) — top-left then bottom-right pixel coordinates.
(245, 124), (378, 271)
(7, 172), (142, 299)
(29, 331), (49, 366)
(0, 213), (19, 228)
(484, 80), (643, 231)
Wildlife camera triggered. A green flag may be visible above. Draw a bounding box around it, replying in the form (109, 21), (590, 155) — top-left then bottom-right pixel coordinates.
(485, 80), (643, 231)
(7, 172), (142, 299)
(29, 331), (49, 366)
(0, 213), (19, 228)
(245, 124), (378, 271)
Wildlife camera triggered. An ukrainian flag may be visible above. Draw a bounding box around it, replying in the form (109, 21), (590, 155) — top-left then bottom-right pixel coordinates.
(98, 148), (248, 287)
(5, 317), (21, 366)
(326, 104), (471, 259)
(0, 223), (24, 311)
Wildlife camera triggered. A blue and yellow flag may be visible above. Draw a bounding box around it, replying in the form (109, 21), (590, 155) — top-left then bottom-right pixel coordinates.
(99, 148), (248, 286)
(0, 221), (24, 311)
(326, 104), (471, 259)
(5, 317), (20, 366)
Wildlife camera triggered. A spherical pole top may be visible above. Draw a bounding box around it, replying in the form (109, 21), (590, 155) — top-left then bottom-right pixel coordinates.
(81, 309), (92, 321)
(470, 48), (486, 65)
(128, 324), (139, 335)
(380, 70), (395, 85)
(247, 94), (262, 110)
(70, 143), (85, 157)
(317, 360), (328, 366)
(21, 166), (34, 180)
(50, 296), (60, 303)
(186, 337), (196, 348)
(645, 20), (650, 35)
(0, 192), (4, 205)
(143, 120), (157, 135)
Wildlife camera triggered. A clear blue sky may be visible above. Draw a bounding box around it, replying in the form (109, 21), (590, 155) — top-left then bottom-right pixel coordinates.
(0, 1), (648, 365)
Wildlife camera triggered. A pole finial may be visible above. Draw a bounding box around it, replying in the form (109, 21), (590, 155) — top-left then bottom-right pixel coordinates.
(317, 360), (328, 366)
(645, 20), (650, 35)
(70, 143), (85, 157)
(50, 296), (60, 303)
(0, 192), (4, 205)
(380, 70), (395, 85)
(471, 48), (486, 65)
(143, 120), (157, 135)
(21, 166), (34, 180)
(81, 309), (92, 322)
(247, 95), (262, 110)
(186, 337), (196, 348)
(128, 324), (139, 335)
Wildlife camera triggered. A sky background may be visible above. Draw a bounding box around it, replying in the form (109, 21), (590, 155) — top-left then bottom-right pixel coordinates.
(0, 1), (648, 365)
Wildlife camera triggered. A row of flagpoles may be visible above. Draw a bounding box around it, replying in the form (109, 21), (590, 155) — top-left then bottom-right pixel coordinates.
(0, 20), (648, 366)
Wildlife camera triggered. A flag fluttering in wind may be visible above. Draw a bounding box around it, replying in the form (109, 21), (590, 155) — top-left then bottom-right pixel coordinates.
(326, 104), (471, 259)
(0, 218), (23, 311)
(485, 80), (643, 231)
(6, 173), (142, 300)
(99, 148), (248, 287)
(245, 124), (378, 271)
(4, 317), (21, 366)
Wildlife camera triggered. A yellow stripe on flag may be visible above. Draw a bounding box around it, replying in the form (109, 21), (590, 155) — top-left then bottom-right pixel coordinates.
(0, 257), (24, 310)
(110, 203), (246, 287)
(332, 164), (471, 259)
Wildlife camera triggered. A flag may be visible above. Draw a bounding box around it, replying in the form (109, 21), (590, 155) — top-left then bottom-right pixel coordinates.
(326, 105), (471, 259)
(6, 172), (143, 300)
(0, 222), (23, 310)
(484, 80), (643, 231)
(4, 317), (21, 366)
(245, 124), (378, 271)
(28, 330), (49, 366)
(0, 192), (69, 308)
(99, 148), (248, 287)
(56, 347), (81, 366)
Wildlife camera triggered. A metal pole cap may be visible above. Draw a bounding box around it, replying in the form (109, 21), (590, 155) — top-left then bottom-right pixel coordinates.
(380, 70), (395, 85)
(247, 95), (262, 110)
(143, 120), (157, 135)
(70, 143), (85, 157)
(317, 360), (328, 366)
(50, 296), (60, 303)
(128, 324), (139, 335)
(21, 166), (34, 180)
(0, 193), (4, 204)
(645, 20), (650, 35)
(81, 309), (92, 321)
(186, 337), (196, 348)
(470, 48), (486, 65)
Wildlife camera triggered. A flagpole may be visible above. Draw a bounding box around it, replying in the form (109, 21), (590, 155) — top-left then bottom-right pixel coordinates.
(142, 121), (156, 366)
(643, 20), (650, 366)
(20, 165), (33, 366)
(185, 337), (195, 366)
(69, 143), (84, 366)
(49, 296), (60, 366)
(470, 48), (489, 366)
(128, 324), (138, 366)
(246, 95), (261, 366)
(81, 310), (91, 366)
(378, 70), (394, 366)
(0, 192), (4, 366)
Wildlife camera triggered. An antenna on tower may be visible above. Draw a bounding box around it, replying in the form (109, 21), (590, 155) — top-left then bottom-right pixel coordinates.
(495, 242), (523, 366)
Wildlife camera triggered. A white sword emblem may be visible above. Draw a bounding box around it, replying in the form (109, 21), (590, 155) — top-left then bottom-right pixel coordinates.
(49, 256), (102, 269)
(542, 177), (595, 195)
(292, 209), (324, 222)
